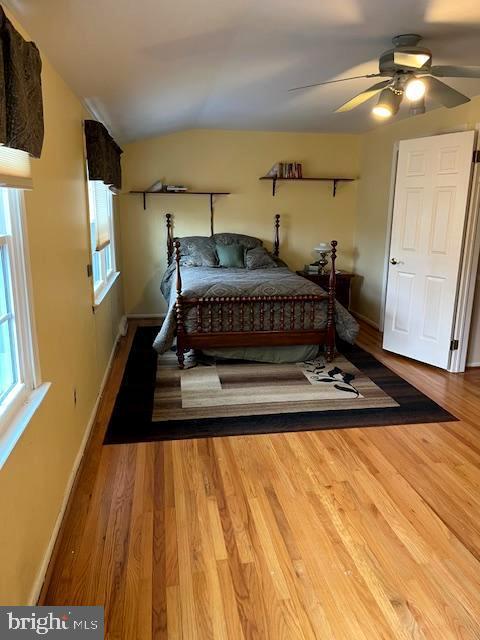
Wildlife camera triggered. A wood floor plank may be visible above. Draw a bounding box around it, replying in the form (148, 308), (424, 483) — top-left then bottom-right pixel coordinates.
(39, 319), (480, 639)
(171, 444), (197, 639)
(98, 445), (137, 634)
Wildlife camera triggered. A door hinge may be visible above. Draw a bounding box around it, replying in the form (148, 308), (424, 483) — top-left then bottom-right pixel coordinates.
(86, 263), (93, 278)
(473, 150), (480, 163)
(450, 339), (459, 351)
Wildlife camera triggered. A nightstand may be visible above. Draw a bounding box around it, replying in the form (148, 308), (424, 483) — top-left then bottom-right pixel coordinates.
(296, 271), (355, 309)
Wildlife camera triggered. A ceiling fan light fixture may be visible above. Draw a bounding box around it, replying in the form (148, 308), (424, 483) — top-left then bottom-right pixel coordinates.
(288, 33), (480, 121)
(372, 104), (393, 118)
(372, 88), (401, 119)
(405, 78), (426, 101)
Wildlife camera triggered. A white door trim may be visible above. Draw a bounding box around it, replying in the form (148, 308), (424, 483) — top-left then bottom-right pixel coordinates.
(379, 142), (399, 333)
(449, 128), (480, 372)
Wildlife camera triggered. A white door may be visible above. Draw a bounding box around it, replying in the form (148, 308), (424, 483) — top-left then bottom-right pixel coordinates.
(383, 130), (475, 369)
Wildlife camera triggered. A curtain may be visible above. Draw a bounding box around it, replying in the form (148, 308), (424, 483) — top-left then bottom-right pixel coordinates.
(84, 120), (122, 191)
(0, 7), (44, 158)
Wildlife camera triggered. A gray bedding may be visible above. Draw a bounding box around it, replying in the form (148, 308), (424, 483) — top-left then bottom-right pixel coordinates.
(153, 263), (359, 356)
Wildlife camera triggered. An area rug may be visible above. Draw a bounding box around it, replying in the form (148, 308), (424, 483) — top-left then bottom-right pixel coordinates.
(104, 326), (456, 444)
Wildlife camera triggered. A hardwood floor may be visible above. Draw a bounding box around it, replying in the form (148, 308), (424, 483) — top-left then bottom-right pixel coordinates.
(40, 320), (480, 639)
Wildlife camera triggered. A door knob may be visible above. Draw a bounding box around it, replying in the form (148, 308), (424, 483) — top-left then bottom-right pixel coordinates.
(390, 258), (399, 265)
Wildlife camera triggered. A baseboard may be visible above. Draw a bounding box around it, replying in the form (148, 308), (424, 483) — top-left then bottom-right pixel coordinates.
(126, 313), (165, 319)
(29, 317), (124, 605)
(351, 309), (380, 330)
(466, 360), (480, 368)
(119, 314), (128, 336)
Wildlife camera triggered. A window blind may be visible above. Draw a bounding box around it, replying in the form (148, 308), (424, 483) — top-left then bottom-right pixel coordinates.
(89, 180), (111, 250)
(0, 145), (32, 189)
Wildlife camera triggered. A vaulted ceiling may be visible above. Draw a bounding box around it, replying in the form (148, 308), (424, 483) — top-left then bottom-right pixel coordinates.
(6, 0), (480, 142)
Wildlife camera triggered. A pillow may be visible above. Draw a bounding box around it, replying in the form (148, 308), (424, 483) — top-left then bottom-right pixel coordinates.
(175, 236), (217, 267)
(216, 243), (245, 268)
(245, 246), (278, 270)
(212, 232), (262, 251)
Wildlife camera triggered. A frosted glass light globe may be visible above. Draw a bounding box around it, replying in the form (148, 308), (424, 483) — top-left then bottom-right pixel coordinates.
(405, 79), (426, 102)
(372, 105), (392, 118)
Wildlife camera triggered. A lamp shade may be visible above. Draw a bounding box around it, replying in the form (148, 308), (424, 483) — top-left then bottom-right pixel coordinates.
(314, 242), (331, 252)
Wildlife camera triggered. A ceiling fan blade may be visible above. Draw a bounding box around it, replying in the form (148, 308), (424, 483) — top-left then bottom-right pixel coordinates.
(394, 51), (431, 69)
(423, 76), (470, 108)
(335, 80), (391, 113)
(430, 65), (480, 79)
(288, 73), (382, 92)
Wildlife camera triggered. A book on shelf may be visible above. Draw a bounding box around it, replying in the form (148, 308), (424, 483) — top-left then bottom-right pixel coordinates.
(145, 180), (189, 193)
(166, 185), (188, 192)
(265, 161), (303, 179)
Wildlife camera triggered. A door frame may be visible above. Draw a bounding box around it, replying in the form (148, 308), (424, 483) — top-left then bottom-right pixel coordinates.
(379, 142), (399, 333)
(381, 127), (480, 372)
(450, 138), (480, 372)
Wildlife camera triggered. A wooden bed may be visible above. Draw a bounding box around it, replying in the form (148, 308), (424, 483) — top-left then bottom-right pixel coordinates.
(166, 213), (337, 368)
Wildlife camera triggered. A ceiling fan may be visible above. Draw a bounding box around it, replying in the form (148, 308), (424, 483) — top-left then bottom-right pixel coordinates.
(289, 34), (480, 119)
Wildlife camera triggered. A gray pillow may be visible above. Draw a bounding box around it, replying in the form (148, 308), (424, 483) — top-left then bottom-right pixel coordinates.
(245, 246), (278, 270)
(212, 232), (262, 251)
(175, 236), (217, 267)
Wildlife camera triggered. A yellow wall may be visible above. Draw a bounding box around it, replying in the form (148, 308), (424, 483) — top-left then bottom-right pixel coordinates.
(119, 129), (360, 315)
(0, 12), (124, 603)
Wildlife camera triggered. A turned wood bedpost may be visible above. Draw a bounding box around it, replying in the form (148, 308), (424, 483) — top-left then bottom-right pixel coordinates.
(326, 240), (337, 362)
(174, 240), (186, 368)
(273, 214), (280, 257)
(166, 213), (174, 265)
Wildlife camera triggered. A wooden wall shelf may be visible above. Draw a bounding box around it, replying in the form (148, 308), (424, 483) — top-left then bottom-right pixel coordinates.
(129, 190), (230, 234)
(130, 190), (230, 210)
(259, 176), (355, 197)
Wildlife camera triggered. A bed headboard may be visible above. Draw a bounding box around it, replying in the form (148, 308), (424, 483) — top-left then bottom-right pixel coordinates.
(166, 213), (281, 264)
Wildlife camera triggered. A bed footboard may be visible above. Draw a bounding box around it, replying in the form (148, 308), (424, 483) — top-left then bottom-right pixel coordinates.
(173, 239), (337, 369)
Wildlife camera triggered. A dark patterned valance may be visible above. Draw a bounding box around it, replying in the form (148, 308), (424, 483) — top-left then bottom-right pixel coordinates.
(0, 7), (44, 158)
(84, 120), (122, 191)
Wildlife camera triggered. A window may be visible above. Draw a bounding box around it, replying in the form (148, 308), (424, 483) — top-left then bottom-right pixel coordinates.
(0, 183), (47, 467)
(87, 180), (119, 305)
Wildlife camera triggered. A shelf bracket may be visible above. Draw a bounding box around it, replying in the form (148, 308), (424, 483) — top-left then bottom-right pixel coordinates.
(272, 177), (277, 197)
(143, 192), (147, 210)
(210, 193), (214, 236)
(332, 179), (338, 197)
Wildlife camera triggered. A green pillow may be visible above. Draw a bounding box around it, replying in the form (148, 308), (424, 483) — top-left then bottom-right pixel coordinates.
(216, 244), (245, 268)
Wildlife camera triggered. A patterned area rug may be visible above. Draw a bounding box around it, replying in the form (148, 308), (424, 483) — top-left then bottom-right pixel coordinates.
(153, 352), (398, 421)
(104, 326), (456, 444)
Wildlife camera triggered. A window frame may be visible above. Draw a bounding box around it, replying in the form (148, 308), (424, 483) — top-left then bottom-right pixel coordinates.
(0, 188), (48, 468)
(86, 179), (120, 306)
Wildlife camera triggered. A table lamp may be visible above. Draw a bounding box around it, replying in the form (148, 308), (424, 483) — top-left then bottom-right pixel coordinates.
(311, 242), (331, 274)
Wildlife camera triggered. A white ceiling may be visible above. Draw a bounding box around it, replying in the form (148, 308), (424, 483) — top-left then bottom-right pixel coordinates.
(6, 0), (480, 142)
